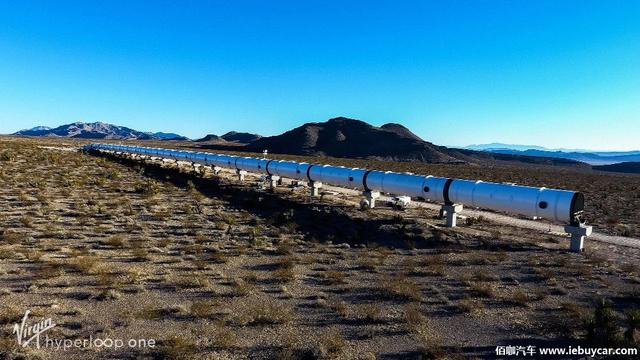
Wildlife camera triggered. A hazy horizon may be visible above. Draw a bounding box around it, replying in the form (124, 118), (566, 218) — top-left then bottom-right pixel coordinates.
(1, 1), (638, 150)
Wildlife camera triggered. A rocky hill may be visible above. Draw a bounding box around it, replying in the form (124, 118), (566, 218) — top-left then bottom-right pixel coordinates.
(242, 117), (585, 166)
(13, 122), (186, 140)
(593, 162), (640, 174)
(244, 117), (461, 163)
(196, 131), (262, 143)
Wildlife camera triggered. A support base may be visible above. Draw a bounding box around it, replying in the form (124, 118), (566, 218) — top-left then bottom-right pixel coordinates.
(564, 224), (592, 253)
(268, 175), (280, 189)
(310, 181), (323, 197)
(360, 191), (381, 209)
(441, 204), (463, 227)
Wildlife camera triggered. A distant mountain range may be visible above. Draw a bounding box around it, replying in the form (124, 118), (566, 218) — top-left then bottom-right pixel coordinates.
(14, 122), (188, 140)
(465, 143), (640, 165)
(15, 118), (627, 168)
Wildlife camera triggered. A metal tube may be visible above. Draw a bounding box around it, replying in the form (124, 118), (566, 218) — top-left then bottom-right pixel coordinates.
(84, 144), (585, 224)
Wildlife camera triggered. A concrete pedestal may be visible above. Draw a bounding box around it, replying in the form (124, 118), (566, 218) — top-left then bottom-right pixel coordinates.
(310, 181), (323, 197)
(360, 191), (381, 209)
(268, 175), (280, 189)
(441, 204), (463, 227)
(292, 180), (306, 188)
(564, 224), (592, 252)
(392, 196), (412, 210)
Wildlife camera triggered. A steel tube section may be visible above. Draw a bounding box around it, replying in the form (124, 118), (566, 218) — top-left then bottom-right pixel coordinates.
(447, 179), (581, 224)
(84, 144), (585, 223)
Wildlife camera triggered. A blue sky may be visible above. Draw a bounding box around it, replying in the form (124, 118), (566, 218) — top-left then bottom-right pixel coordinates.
(0, 1), (638, 150)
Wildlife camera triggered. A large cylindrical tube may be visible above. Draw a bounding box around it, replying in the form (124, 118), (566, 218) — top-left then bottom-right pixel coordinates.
(87, 144), (584, 224)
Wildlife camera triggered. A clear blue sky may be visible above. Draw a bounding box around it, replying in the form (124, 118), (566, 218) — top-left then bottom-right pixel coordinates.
(1, 1), (638, 150)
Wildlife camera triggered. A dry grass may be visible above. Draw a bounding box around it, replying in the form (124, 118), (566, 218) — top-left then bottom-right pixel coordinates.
(0, 137), (637, 359)
(162, 335), (195, 359)
(380, 274), (423, 302)
(237, 299), (295, 325)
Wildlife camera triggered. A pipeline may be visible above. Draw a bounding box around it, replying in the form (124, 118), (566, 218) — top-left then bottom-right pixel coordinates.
(84, 143), (591, 251)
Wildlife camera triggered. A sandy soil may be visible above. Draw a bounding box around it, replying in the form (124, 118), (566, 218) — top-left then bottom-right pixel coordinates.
(0, 137), (638, 359)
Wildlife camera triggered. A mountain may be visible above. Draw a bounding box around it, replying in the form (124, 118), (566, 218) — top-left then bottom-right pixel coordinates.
(465, 143), (549, 152)
(14, 125), (53, 134)
(195, 131), (261, 144)
(195, 134), (225, 142)
(379, 123), (424, 141)
(13, 122), (188, 140)
(240, 117), (585, 166)
(152, 132), (188, 140)
(221, 131), (262, 143)
(485, 149), (640, 165)
(593, 162), (640, 174)
(14, 122), (153, 139)
(466, 143), (640, 165)
(243, 117), (461, 163)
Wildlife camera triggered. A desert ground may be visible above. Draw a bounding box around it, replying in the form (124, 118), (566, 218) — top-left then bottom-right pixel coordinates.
(1, 136), (639, 359)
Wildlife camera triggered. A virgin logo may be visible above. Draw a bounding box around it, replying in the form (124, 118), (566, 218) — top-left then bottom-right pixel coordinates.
(12, 310), (57, 348)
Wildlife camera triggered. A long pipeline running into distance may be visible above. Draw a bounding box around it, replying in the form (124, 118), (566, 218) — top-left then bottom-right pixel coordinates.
(84, 143), (585, 225)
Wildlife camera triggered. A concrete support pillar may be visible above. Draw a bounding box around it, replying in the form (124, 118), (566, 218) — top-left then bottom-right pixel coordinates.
(191, 162), (200, 173)
(236, 169), (247, 182)
(360, 191), (381, 209)
(310, 181), (323, 197)
(564, 224), (592, 252)
(441, 204), (463, 227)
(393, 196), (412, 210)
(268, 175), (280, 189)
(292, 180), (307, 188)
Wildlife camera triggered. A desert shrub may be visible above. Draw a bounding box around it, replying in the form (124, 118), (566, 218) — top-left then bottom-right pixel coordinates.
(510, 288), (532, 307)
(162, 335), (194, 359)
(620, 263), (638, 275)
(404, 303), (427, 334)
(274, 267), (295, 283)
(33, 263), (64, 279)
(211, 323), (237, 349)
(190, 300), (221, 319)
(467, 281), (495, 298)
(357, 255), (379, 271)
(72, 255), (99, 274)
(584, 298), (621, 346)
(1, 231), (28, 245)
(326, 298), (348, 317)
(457, 297), (482, 314)
(380, 274), (422, 302)
(136, 305), (186, 320)
(624, 310), (640, 344)
(135, 179), (159, 198)
(276, 241), (294, 255)
(0, 150), (14, 162)
(230, 278), (255, 297)
(105, 234), (126, 247)
(0, 305), (24, 323)
(238, 300), (294, 325)
(313, 327), (345, 359)
(320, 270), (348, 285)
(355, 303), (385, 324)
(131, 247), (150, 261)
